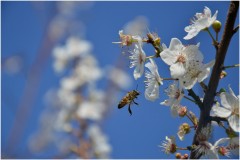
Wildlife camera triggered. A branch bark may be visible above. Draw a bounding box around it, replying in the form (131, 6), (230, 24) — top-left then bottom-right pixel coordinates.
(190, 1), (239, 158)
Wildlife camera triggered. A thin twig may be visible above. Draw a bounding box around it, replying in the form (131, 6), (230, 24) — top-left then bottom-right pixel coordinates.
(187, 89), (203, 109)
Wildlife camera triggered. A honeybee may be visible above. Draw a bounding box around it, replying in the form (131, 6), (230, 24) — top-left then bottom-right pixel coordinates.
(118, 89), (140, 115)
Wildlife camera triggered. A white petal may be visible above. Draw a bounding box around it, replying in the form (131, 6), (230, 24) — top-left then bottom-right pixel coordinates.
(204, 60), (215, 68)
(170, 62), (186, 78)
(184, 45), (203, 62)
(197, 67), (210, 82)
(228, 85), (238, 99)
(211, 104), (232, 118)
(145, 83), (159, 101)
(160, 49), (178, 65)
(133, 63), (144, 80)
(210, 10), (218, 25)
(181, 76), (197, 89)
(204, 6), (212, 18)
(162, 43), (167, 50)
(169, 38), (183, 51)
(228, 115), (240, 132)
(220, 92), (237, 110)
(184, 25), (199, 40)
(214, 137), (230, 147)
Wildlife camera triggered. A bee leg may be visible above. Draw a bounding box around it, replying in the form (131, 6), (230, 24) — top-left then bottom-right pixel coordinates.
(133, 100), (138, 105)
(128, 104), (132, 115)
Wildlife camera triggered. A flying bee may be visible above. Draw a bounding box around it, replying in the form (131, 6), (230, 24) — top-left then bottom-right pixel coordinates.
(118, 88), (140, 115)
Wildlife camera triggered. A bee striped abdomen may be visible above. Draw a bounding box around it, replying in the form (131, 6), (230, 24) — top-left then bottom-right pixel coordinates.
(118, 94), (131, 109)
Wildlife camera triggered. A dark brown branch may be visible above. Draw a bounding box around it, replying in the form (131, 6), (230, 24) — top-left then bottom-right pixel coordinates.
(210, 116), (228, 123)
(187, 89), (203, 110)
(190, 1), (239, 159)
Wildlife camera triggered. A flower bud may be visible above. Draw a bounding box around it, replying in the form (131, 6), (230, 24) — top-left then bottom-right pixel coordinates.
(183, 153), (189, 159)
(212, 20), (222, 33)
(175, 152), (181, 159)
(178, 106), (187, 117)
(219, 88), (226, 94)
(182, 123), (191, 134)
(220, 70), (227, 79)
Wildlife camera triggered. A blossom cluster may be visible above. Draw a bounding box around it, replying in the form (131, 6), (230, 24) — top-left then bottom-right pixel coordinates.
(115, 6), (239, 159)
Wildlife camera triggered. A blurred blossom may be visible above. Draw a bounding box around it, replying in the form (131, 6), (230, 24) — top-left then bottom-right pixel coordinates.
(53, 46), (69, 73)
(77, 101), (105, 121)
(77, 89), (107, 121)
(123, 16), (149, 36)
(2, 55), (23, 74)
(60, 76), (82, 91)
(106, 66), (132, 90)
(73, 55), (103, 85)
(57, 88), (78, 108)
(66, 37), (92, 57)
(88, 125), (112, 158)
(57, 1), (94, 16)
(52, 37), (92, 73)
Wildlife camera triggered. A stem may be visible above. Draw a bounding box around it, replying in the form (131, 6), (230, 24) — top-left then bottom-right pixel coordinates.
(177, 147), (189, 151)
(184, 96), (197, 104)
(222, 64), (240, 69)
(200, 82), (208, 93)
(216, 32), (219, 41)
(186, 113), (197, 127)
(206, 28), (218, 45)
(187, 89), (203, 109)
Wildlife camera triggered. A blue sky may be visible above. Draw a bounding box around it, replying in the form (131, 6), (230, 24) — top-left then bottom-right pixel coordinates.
(1, 1), (239, 159)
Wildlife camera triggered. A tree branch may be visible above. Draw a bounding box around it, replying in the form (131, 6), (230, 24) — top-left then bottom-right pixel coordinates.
(190, 1), (239, 159)
(187, 89), (203, 110)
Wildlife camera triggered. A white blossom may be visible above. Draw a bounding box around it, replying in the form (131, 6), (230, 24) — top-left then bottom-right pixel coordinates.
(184, 6), (218, 40)
(159, 136), (177, 154)
(195, 138), (234, 159)
(160, 38), (203, 79)
(129, 41), (146, 80)
(144, 58), (163, 101)
(211, 85), (239, 132)
(160, 81), (184, 108)
(88, 125), (112, 158)
(179, 60), (215, 89)
(227, 137), (239, 156)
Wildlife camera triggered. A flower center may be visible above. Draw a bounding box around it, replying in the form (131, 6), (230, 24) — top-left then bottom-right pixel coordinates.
(218, 147), (228, 156)
(177, 54), (186, 63)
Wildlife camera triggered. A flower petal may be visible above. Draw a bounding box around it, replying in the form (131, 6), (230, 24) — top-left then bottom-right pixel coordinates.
(145, 82), (159, 101)
(211, 104), (232, 118)
(169, 38), (183, 51)
(220, 92), (237, 110)
(133, 64), (143, 80)
(228, 115), (240, 132)
(170, 62), (186, 78)
(160, 49), (178, 65)
(197, 67), (210, 82)
(184, 25), (199, 40)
